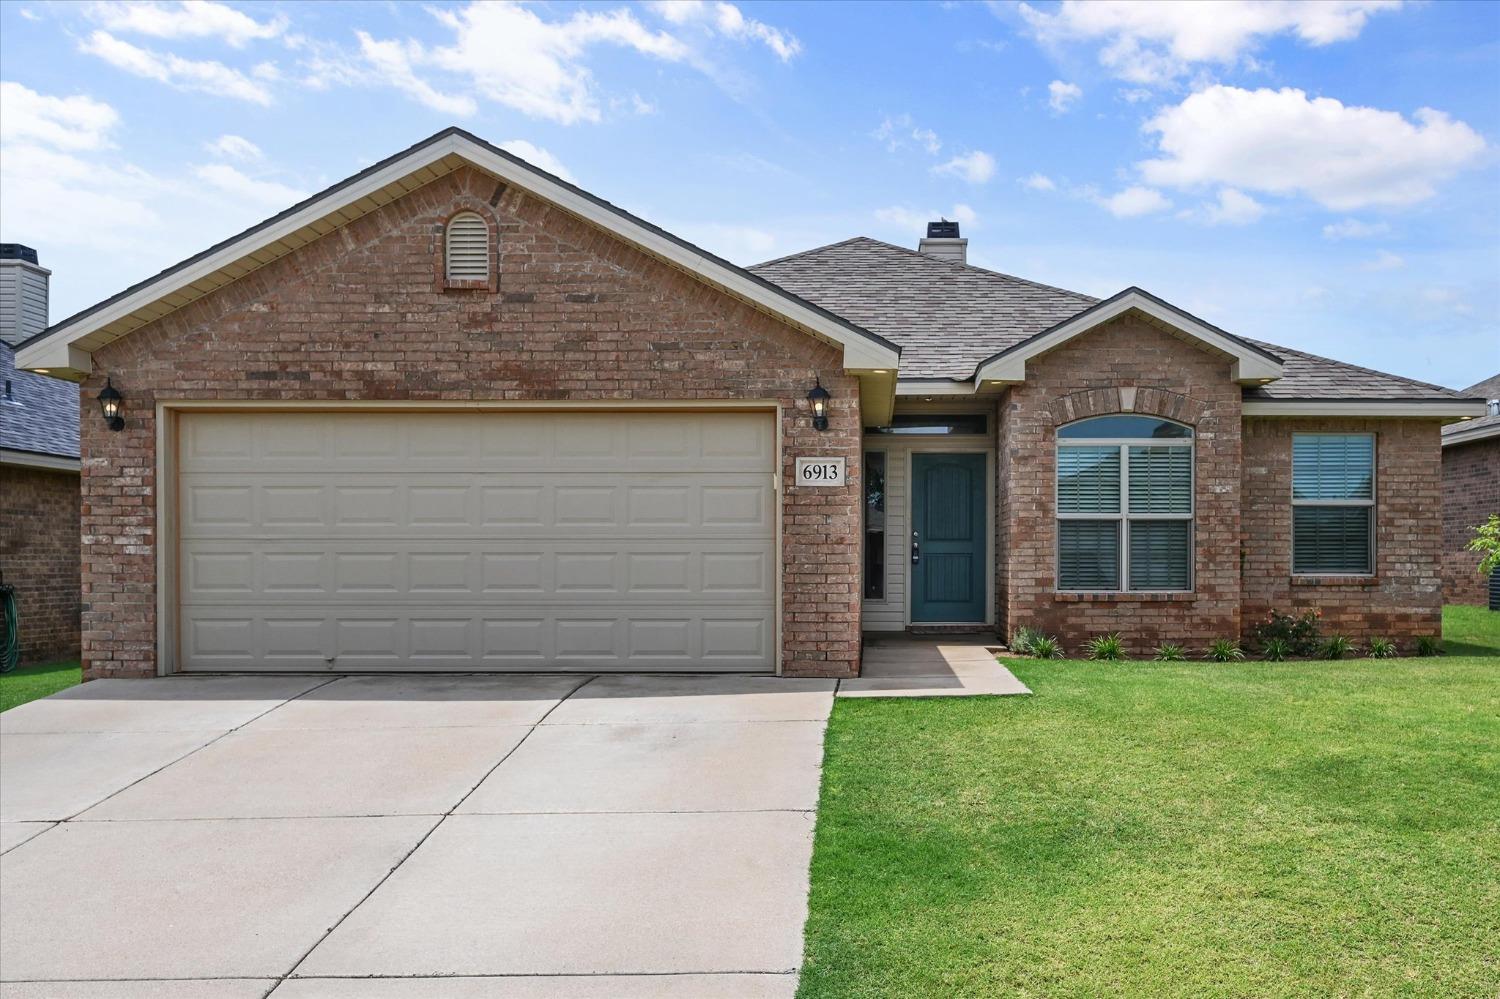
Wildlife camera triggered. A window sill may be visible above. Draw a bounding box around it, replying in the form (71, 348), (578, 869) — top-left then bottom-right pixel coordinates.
(1054, 591), (1196, 603)
(1290, 575), (1378, 587)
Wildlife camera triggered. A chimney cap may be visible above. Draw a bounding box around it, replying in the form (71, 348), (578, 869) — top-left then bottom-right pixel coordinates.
(0, 244), (40, 265)
(926, 219), (960, 239)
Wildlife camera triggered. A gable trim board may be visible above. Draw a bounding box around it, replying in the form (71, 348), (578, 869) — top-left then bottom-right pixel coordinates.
(0, 449), (81, 472)
(1242, 400), (1486, 417)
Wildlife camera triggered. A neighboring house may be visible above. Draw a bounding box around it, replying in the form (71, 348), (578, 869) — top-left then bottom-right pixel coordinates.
(13, 129), (1486, 680)
(0, 244), (81, 666)
(1440, 374), (1500, 605)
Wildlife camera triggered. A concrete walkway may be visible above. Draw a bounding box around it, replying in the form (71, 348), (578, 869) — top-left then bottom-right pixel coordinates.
(0, 674), (836, 998)
(839, 635), (1031, 698)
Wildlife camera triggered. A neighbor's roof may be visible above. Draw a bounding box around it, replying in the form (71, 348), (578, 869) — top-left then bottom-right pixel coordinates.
(1, 342), (79, 462)
(752, 236), (1477, 404)
(1442, 372), (1500, 445)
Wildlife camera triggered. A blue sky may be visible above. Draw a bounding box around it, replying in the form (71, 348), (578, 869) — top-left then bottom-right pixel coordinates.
(1, 0), (1496, 389)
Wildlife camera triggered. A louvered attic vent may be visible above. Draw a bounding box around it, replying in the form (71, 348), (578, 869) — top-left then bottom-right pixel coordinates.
(445, 212), (489, 282)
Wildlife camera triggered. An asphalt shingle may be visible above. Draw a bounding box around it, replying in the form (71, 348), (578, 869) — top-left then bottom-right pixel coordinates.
(1, 342), (80, 460)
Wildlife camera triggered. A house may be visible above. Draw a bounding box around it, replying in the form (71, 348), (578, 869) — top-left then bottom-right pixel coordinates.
(1, 243), (81, 666)
(1440, 374), (1500, 606)
(12, 129), (1486, 679)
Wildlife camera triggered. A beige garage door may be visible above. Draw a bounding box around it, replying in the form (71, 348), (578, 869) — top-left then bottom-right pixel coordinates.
(177, 410), (777, 672)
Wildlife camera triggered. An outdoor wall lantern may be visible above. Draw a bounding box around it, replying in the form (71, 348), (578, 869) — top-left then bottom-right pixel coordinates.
(97, 378), (125, 432)
(808, 378), (831, 431)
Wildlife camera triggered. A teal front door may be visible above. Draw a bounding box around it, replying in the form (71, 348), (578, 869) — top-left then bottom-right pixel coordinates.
(911, 452), (987, 623)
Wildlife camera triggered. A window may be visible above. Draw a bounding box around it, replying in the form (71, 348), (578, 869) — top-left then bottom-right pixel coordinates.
(445, 212), (489, 282)
(864, 451), (886, 599)
(1292, 433), (1374, 574)
(1057, 416), (1193, 591)
(866, 414), (988, 436)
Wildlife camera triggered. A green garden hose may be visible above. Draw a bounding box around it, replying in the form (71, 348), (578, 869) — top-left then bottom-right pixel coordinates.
(0, 583), (18, 673)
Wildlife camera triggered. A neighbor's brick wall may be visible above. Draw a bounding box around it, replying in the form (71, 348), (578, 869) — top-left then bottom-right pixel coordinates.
(80, 166), (862, 680)
(1440, 436), (1499, 604)
(997, 315), (1243, 654)
(1241, 417), (1444, 643)
(0, 464), (81, 664)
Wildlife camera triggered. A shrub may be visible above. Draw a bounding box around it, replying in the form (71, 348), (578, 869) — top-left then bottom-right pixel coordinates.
(1318, 635), (1355, 660)
(1466, 514), (1500, 577)
(1152, 643), (1186, 662)
(1415, 636), (1444, 657)
(1205, 638), (1245, 662)
(1028, 635), (1064, 659)
(1010, 626), (1043, 655)
(1260, 637), (1291, 662)
(1367, 637), (1398, 658)
(1084, 633), (1126, 661)
(1251, 609), (1321, 657)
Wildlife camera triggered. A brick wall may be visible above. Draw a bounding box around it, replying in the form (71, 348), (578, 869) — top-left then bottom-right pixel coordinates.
(1440, 436), (1499, 604)
(1242, 417), (1444, 644)
(81, 166), (862, 680)
(997, 314), (1243, 655)
(0, 464), (81, 664)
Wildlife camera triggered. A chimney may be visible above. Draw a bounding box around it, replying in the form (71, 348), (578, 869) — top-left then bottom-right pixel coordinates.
(918, 219), (967, 265)
(0, 244), (50, 347)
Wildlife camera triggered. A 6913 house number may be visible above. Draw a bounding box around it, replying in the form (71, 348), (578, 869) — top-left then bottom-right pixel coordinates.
(794, 457), (846, 487)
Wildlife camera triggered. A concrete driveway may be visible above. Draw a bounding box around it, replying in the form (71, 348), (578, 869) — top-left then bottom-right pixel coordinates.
(0, 673), (836, 998)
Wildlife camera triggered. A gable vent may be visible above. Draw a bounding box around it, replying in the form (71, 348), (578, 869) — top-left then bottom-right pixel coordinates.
(445, 212), (490, 282)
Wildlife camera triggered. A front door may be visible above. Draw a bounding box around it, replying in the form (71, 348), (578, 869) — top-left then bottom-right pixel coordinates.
(910, 452), (987, 623)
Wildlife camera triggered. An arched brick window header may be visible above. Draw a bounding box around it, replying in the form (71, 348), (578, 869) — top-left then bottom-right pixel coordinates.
(1048, 386), (1208, 429)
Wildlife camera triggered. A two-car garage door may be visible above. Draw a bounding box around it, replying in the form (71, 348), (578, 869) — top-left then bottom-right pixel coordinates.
(177, 410), (777, 672)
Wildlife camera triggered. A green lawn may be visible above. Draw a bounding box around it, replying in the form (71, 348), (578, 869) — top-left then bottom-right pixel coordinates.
(799, 607), (1500, 998)
(0, 660), (82, 713)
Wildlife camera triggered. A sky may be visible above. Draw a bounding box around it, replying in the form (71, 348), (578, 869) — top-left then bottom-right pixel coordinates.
(1, 0), (1497, 389)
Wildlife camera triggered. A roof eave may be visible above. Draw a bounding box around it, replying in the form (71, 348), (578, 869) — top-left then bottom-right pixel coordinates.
(1243, 399), (1487, 419)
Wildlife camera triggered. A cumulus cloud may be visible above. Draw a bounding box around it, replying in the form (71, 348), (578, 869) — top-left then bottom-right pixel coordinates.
(1139, 85), (1486, 210)
(1099, 185), (1172, 218)
(647, 1), (802, 61)
(498, 139), (578, 184)
(933, 150), (996, 184)
(1022, 172), (1057, 191)
(875, 203), (977, 233)
(1322, 218), (1391, 240)
(1047, 79), (1082, 113)
(79, 30), (274, 104)
(86, 0), (286, 48)
(1019, 0), (1405, 85)
(204, 133), (262, 160)
(0, 81), (119, 150)
(1197, 187), (1265, 225)
(873, 113), (941, 154)
(193, 163), (305, 207)
(354, 30), (476, 116)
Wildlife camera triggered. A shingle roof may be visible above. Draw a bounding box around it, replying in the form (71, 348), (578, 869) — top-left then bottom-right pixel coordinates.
(751, 236), (1476, 403)
(1442, 372), (1500, 443)
(0, 342), (79, 460)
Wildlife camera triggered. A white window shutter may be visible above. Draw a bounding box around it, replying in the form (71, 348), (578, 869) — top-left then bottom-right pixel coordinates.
(445, 213), (489, 282)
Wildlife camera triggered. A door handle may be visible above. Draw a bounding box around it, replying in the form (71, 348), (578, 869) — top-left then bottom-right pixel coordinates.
(911, 531), (919, 564)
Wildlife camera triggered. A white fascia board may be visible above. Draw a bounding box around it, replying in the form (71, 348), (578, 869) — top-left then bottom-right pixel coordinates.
(16, 131), (898, 379)
(895, 380), (974, 396)
(15, 341), (93, 381)
(973, 291), (1284, 386)
(0, 449), (81, 472)
(1442, 422), (1500, 447)
(1243, 400), (1488, 418)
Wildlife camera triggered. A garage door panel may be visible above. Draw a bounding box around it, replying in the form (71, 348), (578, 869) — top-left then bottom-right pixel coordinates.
(178, 411), (776, 672)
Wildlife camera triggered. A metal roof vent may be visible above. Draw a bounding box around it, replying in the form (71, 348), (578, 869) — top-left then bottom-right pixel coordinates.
(926, 220), (960, 239)
(918, 219), (967, 265)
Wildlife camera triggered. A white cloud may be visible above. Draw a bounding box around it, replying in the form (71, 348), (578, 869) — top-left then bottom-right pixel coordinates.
(933, 150), (996, 184)
(1022, 172), (1056, 191)
(79, 30), (274, 104)
(1100, 185), (1172, 218)
(1363, 250), (1405, 271)
(87, 1), (286, 48)
(354, 30), (475, 116)
(1047, 79), (1082, 113)
(193, 163), (305, 207)
(204, 133), (262, 161)
(1322, 218), (1390, 240)
(0, 81), (119, 151)
(498, 139), (577, 184)
(1019, 0), (1405, 85)
(644, 0), (801, 60)
(678, 222), (778, 263)
(875, 203), (977, 233)
(873, 113), (941, 154)
(1199, 187), (1265, 225)
(1140, 86), (1487, 210)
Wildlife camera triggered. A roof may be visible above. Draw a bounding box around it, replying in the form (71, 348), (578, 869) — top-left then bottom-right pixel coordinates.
(1442, 372), (1500, 445)
(1243, 341), (1474, 402)
(1, 341), (79, 463)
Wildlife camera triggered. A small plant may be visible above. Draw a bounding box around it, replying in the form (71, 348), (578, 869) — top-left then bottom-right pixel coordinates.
(1260, 637), (1292, 662)
(1027, 635), (1064, 659)
(1010, 626), (1043, 655)
(1252, 609), (1322, 657)
(1084, 633), (1127, 661)
(1415, 636), (1444, 657)
(1205, 638), (1245, 662)
(1318, 635), (1355, 660)
(1367, 637), (1398, 658)
(1152, 643), (1186, 662)
(1466, 514), (1500, 577)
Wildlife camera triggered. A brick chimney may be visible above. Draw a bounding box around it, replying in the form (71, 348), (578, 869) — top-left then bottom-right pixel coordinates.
(0, 244), (50, 346)
(918, 219), (967, 265)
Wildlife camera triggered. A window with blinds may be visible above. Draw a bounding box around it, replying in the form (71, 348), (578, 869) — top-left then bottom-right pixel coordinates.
(1057, 416), (1193, 592)
(445, 212), (490, 282)
(1292, 433), (1374, 574)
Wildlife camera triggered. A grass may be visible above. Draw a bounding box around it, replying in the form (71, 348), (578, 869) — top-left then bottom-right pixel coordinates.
(0, 660), (82, 713)
(799, 606), (1499, 998)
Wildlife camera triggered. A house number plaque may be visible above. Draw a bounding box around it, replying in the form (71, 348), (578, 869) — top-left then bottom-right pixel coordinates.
(795, 457), (846, 487)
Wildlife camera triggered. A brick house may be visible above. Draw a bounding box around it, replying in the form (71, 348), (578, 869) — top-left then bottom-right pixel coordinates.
(12, 129), (1487, 680)
(1, 244), (81, 666)
(1440, 374), (1500, 606)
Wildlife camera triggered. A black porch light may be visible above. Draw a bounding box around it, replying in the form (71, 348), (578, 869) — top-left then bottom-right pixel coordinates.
(97, 378), (125, 432)
(807, 378), (831, 431)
